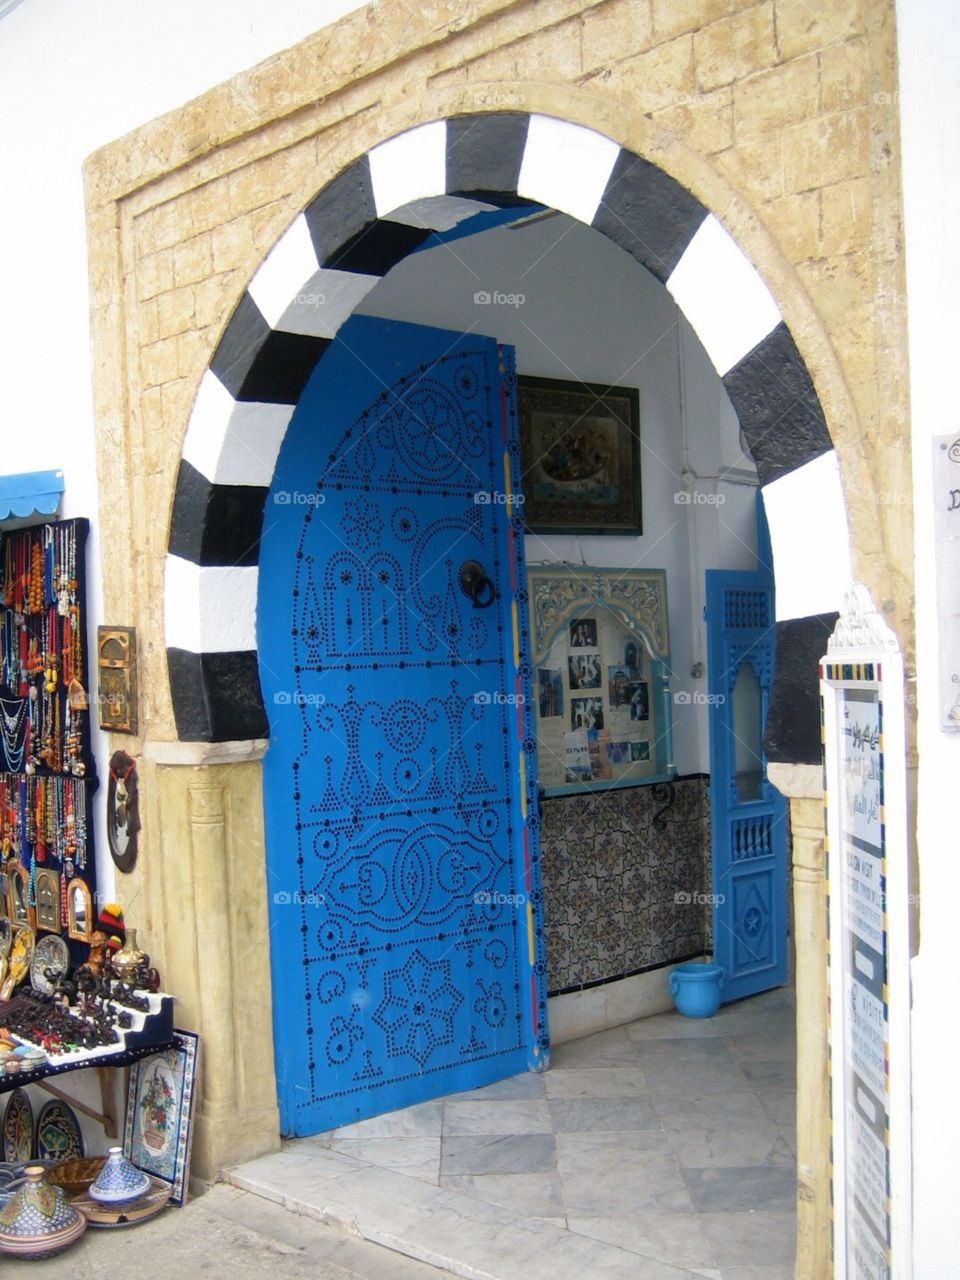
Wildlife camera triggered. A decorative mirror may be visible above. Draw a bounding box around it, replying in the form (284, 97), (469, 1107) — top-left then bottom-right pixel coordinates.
(107, 749), (140, 872)
(67, 877), (92, 942)
(34, 868), (61, 933)
(6, 862), (33, 929)
(0, 914), (11, 957)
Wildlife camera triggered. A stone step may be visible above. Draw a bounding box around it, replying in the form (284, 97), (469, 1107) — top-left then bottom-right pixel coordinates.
(225, 1145), (710, 1280)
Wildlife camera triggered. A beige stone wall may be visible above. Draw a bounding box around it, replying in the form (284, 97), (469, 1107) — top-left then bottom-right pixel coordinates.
(83, 0), (911, 1252)
(86, 0), (911, 721)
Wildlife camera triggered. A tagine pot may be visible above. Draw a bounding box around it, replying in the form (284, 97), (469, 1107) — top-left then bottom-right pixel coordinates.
(88, 1147), (150, 1204)
(0, 1164), (86, 1258)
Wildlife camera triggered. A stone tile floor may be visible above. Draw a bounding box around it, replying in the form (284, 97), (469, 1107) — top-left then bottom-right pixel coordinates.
(229, 986), (797, 1280)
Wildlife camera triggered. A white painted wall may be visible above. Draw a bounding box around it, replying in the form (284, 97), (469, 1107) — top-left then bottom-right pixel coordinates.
(357, 213), (758, 773)
(0, 0), (366, 904)
(896, 1), (960, 1276)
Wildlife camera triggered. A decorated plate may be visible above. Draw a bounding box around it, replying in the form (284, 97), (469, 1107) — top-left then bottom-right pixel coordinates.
(35, 1101), (84, 1163)
(2, 1091), (33, 1163)
(29, 934), (69, 997)
(0, 928), (33, 1000)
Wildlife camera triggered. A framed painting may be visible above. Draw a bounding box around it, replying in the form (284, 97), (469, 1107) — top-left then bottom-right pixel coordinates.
(518, 375), (641, 534)
(124, 1028), (200, 1206)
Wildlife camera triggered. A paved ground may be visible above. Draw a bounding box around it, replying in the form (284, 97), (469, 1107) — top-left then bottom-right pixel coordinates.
(1, 1181), (458, 1278)
(229, 986), (797, 1280)
(2, 987), (795, 1278)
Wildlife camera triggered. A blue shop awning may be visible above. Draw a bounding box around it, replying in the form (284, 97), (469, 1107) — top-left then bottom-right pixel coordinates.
(0, 470), (64, 527)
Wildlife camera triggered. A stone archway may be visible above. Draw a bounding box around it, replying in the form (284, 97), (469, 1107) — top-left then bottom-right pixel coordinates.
(81, 11), (911, 1273)
(162, 112), (846, 752)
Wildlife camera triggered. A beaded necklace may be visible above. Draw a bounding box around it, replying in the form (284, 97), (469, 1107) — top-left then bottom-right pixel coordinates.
(75, 780), (87, 869)
(0, 694), (27, 772)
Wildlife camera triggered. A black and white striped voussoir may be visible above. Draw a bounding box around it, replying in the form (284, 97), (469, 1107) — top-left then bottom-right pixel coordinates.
(166, 111), (839, 747)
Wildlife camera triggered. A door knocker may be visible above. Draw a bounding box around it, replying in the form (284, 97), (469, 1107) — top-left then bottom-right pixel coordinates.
(458, 560), (498, 609)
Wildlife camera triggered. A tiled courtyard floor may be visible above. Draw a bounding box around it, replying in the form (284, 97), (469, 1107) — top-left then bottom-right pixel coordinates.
(229, 985), (797, 1279)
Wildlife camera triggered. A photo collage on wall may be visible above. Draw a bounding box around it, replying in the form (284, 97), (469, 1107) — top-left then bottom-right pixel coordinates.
(536, 610), (655, 789)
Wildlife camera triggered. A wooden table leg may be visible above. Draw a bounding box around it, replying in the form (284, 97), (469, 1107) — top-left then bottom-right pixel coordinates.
(35, 1067), (119, 1138)
(97, 1066), (118, 1138)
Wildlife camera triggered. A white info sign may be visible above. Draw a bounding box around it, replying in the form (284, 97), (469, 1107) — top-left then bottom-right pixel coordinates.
(821, 584), (911, 1280)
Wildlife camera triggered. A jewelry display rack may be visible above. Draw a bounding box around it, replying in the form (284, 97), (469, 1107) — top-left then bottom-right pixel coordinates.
(0, 518), (99, 968)
(0, 520), (182, 1157)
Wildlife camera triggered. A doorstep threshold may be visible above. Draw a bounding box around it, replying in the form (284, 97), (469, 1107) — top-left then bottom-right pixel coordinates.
(225, 1144), (709, 1280)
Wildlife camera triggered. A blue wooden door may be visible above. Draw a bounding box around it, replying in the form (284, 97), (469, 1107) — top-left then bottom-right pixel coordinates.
(257, 316), (545, 1135)
(706, 558), (788, 1003)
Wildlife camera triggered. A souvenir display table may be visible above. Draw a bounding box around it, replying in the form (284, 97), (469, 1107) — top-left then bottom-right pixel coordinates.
(0, 988), (176, 1137)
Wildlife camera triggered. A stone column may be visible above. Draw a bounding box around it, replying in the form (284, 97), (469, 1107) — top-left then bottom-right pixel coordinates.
(140, 745), (281, 1181)
(769, 764), (831, 1280)
(187, 783), (239, 1115)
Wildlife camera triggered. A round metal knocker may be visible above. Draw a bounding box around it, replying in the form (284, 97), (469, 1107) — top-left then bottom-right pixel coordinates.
(458, 560), (498, 609)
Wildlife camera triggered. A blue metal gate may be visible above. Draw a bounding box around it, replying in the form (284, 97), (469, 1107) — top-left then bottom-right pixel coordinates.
(257, 316), (546, 1135)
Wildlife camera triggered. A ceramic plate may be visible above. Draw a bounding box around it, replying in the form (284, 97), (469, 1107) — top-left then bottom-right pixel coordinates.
(2, 1091), (33, 1163)
(29, 934), (69, 997)
(35, 1101), (84, 1163)
(1, 928), (33, 1000)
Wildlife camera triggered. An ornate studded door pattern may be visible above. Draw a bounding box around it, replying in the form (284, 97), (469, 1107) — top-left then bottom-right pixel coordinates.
(258, 317), (546, 1135)
(705, 567), (788, 1003)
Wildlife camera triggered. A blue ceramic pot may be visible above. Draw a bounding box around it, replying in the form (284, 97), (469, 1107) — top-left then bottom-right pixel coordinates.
(668, 962), (725, 1018)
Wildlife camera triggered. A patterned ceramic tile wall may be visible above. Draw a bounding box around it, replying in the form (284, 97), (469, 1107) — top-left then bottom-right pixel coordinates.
(540, 775), (711, 994)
